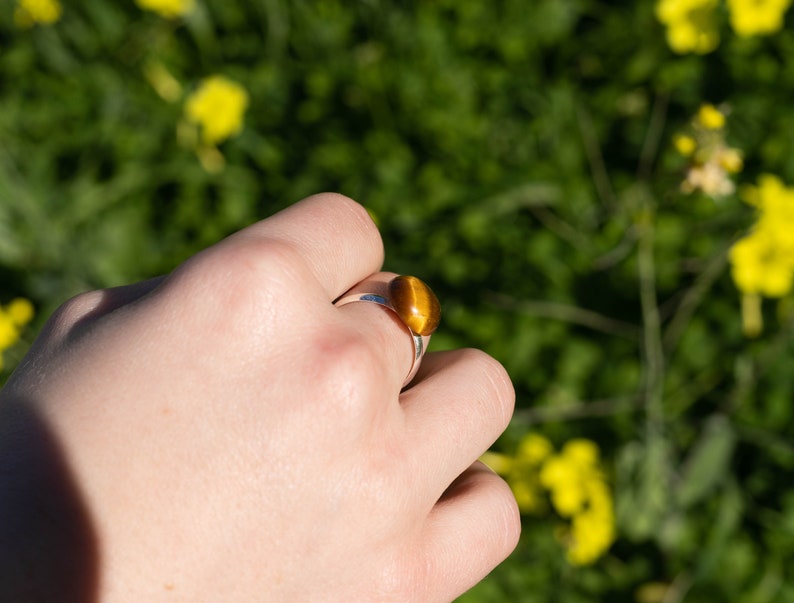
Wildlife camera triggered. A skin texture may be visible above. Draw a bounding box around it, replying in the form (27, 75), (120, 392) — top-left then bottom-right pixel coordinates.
(0, 193), (520, 602)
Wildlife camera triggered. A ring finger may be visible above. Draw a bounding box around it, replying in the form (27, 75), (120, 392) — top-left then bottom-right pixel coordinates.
(333, 272), (438, 391)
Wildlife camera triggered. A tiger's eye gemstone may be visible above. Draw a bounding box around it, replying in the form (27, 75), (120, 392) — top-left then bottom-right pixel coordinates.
(388, 275), (441, 336)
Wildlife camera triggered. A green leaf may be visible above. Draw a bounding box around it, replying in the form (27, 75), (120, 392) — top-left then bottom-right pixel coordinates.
(677, 414), (736, 509)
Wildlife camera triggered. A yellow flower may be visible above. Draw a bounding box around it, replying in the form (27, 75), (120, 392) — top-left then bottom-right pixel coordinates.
(727, 0), (792, 36)
(511, 478), (547, 514)
(730, 229), (794, 297)
(7, 298), (34, 327)
(730, 175), (794, 335)
(550, 479), (586, 517)
(0, 313), (19, 351)
(542, 439), (615, 563)
(696, 104), (726, 130)
(677, 104), (742, 199)
(567, 502), (616, 565)
(540, 455), (585, 516)
(135, 0), (194, 19)
(14, 0), (62, 28)
(185, 76), (249, 146)
(561, 438), (600, 468)
(655, 0), (720, 54)
(541, 440), (603, 517)
(484, 434), (616, 563)
(516, 432), (554, 465)
(564, 476), (615, 565)
(483, 433), (554, 514)
(746, 175), (794, 223)
(479, 451), (513, 475)
(673, 134), (697, 156)
(0, 298), (34, 371)
(717, 147), (743, 173)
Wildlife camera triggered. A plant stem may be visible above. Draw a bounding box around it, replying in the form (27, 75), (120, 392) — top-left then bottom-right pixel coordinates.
(636, 191), (665, 442)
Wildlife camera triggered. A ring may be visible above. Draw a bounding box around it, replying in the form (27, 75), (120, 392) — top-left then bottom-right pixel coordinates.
(334, 275), (441, 386)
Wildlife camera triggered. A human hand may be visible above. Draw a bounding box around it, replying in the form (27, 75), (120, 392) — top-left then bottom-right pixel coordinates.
(0, 193), (519, 602)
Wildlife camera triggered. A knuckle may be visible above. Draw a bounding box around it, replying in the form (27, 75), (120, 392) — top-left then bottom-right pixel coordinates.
(45, 290), (106, 342)
(178, 236), (307, 295)
(372, 548), (432, 603)
(231, 236), (309, 287)
(311, 330), (387, 416)
(163, 237), (312, 335)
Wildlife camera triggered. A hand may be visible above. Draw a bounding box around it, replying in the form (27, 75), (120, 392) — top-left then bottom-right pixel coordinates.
(0, 193), (519, 602)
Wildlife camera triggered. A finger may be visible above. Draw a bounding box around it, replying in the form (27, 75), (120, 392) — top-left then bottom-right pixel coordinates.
(131, 194), (383, 356)
(419, 462), (521, 601)
(233, 192), (384, 300)
(335, 272), (431, 392)
(401, 349), (515, 496)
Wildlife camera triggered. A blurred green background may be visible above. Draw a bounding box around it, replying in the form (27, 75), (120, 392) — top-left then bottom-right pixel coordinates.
(3, 1), (794, 601)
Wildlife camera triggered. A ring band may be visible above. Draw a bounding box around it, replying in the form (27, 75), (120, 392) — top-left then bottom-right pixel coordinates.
(334, 275), (441, 387)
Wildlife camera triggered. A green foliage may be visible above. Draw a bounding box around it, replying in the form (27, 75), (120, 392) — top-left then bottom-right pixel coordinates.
(3, 1), (794, 600)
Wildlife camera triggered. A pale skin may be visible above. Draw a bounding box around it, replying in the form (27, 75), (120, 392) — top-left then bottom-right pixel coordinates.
(0, 193), (520, 602)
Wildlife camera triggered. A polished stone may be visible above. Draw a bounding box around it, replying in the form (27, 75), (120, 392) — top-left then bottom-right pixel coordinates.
(389, 275), (441, 336)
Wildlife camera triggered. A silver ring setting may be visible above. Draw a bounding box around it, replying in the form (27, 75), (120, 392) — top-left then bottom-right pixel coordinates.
(334, 275), (440, 387)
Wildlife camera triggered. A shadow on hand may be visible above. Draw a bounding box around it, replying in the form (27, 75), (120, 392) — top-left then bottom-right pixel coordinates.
(0, 398), (98, 602)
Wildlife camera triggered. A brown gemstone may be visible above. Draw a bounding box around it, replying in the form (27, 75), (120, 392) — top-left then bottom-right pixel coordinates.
(388, 275), (441, 336)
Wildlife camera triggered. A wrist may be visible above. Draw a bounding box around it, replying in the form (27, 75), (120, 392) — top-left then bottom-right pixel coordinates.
(0, 399), (97, 602)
